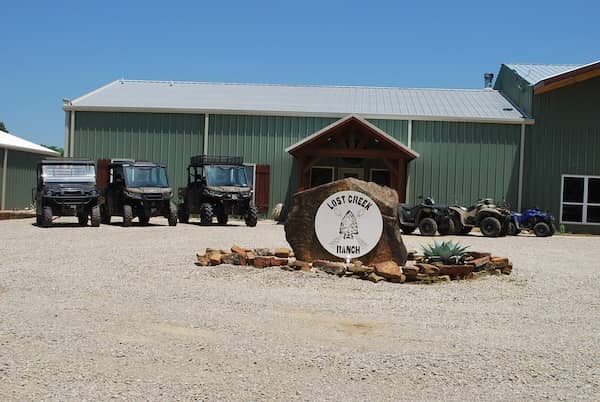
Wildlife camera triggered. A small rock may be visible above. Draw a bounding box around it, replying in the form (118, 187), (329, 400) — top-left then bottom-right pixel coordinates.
(289, 260), (311, 271)
(312, 260), (346, 275)
(221, 253), (242, 265)
(246, 251), (256, 264)
(374, 261), (405, 282)
(367, 273), (385, 283)
(231, 244), (247, 258)
(253, 256), (272, 268)
(255, 248), (273, 257)
(208, 252), (222, 266)
(194, 255), (210, 266)
(416, 263), (440, 275)
(270, 257), (289, 266)
(347, 261), (374, 274)
(274, 247), (292, 258)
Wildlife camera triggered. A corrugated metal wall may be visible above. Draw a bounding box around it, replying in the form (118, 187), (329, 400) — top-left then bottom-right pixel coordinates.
(4, 150), (40, 209)
(523, 77), (600, 233)
(208, 114), (338, 210)
(0, 149), (4, 207)
(494, 65), (533, 116)
(408, 121), (521, 207)
(73, 112), (205, 194)
(368, 119), (409, 144)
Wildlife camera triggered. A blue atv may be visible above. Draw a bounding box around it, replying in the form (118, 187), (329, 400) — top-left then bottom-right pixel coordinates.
(507, 208), (556, 237)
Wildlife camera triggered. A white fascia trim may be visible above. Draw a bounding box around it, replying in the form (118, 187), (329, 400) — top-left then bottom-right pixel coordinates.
(63, 105), (535, 125)
(64, 111), (70, 157)
(0, 144), (58, 157)
(69, 112), (75, 157)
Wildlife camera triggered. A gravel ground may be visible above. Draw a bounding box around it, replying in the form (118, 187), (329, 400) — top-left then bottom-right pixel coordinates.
(1, 217), (599, 401)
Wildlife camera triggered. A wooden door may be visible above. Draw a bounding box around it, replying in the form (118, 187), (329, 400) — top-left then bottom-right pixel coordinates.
(255, 165), (270, 213)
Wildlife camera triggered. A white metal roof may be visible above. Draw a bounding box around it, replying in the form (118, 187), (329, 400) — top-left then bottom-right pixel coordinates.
(67, 80), (531, 124)
(504, 63), (584, 85)
(0, 130), (59, 156)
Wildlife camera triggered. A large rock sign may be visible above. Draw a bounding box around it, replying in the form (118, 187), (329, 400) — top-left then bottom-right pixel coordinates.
(285, 178), (408, 266)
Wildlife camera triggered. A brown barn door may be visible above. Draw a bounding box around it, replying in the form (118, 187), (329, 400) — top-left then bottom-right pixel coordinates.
(254, 165), (270, 213)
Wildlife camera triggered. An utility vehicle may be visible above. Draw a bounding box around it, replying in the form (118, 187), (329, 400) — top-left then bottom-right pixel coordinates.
(449, 198), (511, 237)
(178, 155), (257, 226)
(34, 158), (101, 227)
(98, 159), (177, 226)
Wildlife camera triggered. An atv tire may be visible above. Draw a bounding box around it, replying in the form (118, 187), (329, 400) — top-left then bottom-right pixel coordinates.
(42, 206), (53, 228)
(507, 221), (520, 236)
(245, 203), (258, 227)
(437, 218), (455, 236)
(480, 216), (501, 237)
(199, 203), (213, 225)
(178, 204), (189, 224)
(91, 205), (101, 227)
(122, 204), (133, 227)
(533, 222), (552, 237)
(217, 212), (229, 225)
(77, 212), (88, 226)
(400, 224), (416, 235)
(101, 205), (111, 224)
(139, 210), (150, 225)
(419, 217), (437, 236)
(168, 204), (178, 226)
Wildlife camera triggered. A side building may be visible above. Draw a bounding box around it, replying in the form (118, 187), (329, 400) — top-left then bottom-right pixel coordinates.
(495, 61), (600, 233)
(63, 80), (530, 218)
(0, 130), (59, 210)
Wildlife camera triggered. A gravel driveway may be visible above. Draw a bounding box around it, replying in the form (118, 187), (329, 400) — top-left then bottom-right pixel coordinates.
(1, 217), (598, 401)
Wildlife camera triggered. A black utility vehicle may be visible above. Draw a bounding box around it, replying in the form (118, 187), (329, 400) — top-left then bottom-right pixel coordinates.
(34, 158), (101, 227)
(398, 197), (454, 236)
(99, 159), (177, 226)
(178, 155), (257, 226)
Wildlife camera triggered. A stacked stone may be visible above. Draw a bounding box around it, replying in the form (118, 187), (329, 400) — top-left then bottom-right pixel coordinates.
(195, 246), (512, 284)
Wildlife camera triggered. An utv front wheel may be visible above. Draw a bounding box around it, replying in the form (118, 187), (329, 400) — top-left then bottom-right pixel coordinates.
(480, 216), (501, 237)
(199, 203), (213, 225)
(533, 222), (551, 237)
(139, 210), (150, 225)
(245, 203), (258, 227)
(419, 217), (437, 236)
(217, 212), (229, 225)
(168, 204), (178, 226)
(122, 204), (133, 227)
(178, 203), (189, 224)
(41, 206), (53, 228)
(77, 212), (88, 226)
(90, 205), (101, 227)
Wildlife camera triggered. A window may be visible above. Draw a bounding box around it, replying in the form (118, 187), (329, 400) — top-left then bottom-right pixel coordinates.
(561, 175), (600, 224)
(310, 166), (334, 187)
(370, 169), (390, 187)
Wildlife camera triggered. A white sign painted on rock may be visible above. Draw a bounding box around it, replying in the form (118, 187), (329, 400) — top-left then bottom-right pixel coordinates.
(314, 191), (383, 258)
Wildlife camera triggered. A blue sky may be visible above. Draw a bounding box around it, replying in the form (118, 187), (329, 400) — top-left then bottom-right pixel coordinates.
(1, 0), (598, 147)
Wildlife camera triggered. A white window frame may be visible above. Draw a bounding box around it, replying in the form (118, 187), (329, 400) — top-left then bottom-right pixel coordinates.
(560, 174), (600, 225)
(310, 166), (334, 187)
(369, 168), (390, 185)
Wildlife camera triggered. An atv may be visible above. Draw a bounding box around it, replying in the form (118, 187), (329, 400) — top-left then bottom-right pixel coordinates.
(397, 197), (454, 236)
(507, 208), (556, 237)
(98, 159), (177, 226)
(449, 198), (511, 237)
(178, 155), (257, 227)
(34, 158), (101, 227)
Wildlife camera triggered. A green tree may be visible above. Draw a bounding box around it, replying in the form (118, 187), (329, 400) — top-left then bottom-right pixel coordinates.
(41, 144), (64, 156)
(0, 121), (8, 132)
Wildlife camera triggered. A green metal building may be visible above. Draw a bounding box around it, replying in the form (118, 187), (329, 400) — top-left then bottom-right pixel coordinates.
(0, 130), (59, 210)
(62, 61), (599, 232)
(495, 61), (600, 233)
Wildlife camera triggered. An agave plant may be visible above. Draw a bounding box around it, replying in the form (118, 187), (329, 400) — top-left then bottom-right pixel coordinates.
(421, 240), (469, 265)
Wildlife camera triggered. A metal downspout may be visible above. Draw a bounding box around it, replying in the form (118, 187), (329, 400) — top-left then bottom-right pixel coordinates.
(1, 148), (7, 210)
(64, 111), (70, 158)
(405, 120), (413, 202)
(69, 111), (75, 157)
(518, 123), (526, 211)
(203, 114), (209, 155)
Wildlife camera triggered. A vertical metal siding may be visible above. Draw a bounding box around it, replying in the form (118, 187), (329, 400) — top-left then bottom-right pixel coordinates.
(367, 119), (409, 144)
(523, 77), (600, 232)
(494, 65), (533, 116)
(208, 115), (337, 211)
(73, 112), (204, 195)
(5, 150), (40, 209)
(0, 148), (4, 207)
(408, 121), (521, 207)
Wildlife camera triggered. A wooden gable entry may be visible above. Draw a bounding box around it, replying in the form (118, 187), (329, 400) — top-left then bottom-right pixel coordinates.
(286, 115), (419, 202)
(254, 164), (270, 213)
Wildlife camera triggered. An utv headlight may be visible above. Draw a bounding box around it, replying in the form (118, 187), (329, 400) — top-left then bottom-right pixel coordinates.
(124, 190), (142, 199)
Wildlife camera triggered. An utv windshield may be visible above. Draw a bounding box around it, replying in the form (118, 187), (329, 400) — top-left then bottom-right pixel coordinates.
(205, 166), (248, 187)
(41, 164), (96, 183)
(124, 166), (169, 188)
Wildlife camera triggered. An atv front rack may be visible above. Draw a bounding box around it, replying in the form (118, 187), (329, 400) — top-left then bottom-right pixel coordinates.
(190, 155), (243, 167)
